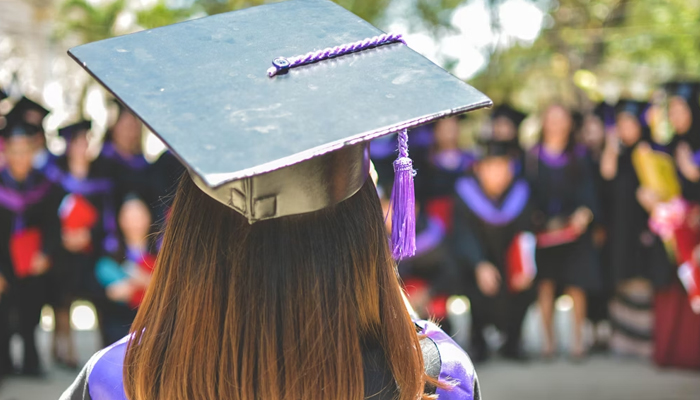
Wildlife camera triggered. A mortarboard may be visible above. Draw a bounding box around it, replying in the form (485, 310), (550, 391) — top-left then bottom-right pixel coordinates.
(491, 104), (526, 128)
(68, 0), (491, 258)
(475, 139), (519, 160)
(5, 96), (50, 129)
(59, 120), (92, 141)
(593, 102), (615, 130)
(664, 81), (700, 105)
(0, 119), (41, 140)
(615, 99), (649, 126)
(0, 88), (6, 101)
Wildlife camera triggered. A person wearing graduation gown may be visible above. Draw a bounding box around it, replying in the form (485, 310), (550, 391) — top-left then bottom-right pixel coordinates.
(61, 2), (490, 398)
(669, 82), (700, 202)
(527, 104), (601, 360)
(453, 140), (535, 362)
(489, 104), (526, 174)
(0, 121), (62, 376)
(422, 116), (475, 230)
(50, 120), (117, 367)
(578, 102), (616, 351)
(599, 100), (671, 357)
(97, 103), (156, 214)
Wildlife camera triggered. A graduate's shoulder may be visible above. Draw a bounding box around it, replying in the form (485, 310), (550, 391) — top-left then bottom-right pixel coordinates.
(60, 335), (130, 400)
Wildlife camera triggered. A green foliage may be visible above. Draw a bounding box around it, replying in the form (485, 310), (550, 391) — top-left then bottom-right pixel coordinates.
(472, 0), (700, 111)
(56, 0), (127, 42)
(137, 1), (196, 30)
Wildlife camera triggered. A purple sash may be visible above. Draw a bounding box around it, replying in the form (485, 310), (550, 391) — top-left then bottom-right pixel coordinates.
(456, 177), (529, 226)
(101, 142), (150, 170)
(531, 144), (586, 168)
(431, 150), (474, 173)
(415, 319), (477, 400)
(62, 175), (113, 196)
(370, 135), (396, 159)
(0, 179), (53, 214)
(693, 149), (700, 166)
(87, 321), (477, 400)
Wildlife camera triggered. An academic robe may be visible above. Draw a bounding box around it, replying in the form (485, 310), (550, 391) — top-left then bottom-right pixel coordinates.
(526, 145), (601, 291)
(51, 156), (118, 307)
(96, 142), (156, 212)
(452, 176), (535, 352)
(422, 149), (475, 230)
(0, 168), (62, 373)
(59, 320), (481, 400)
(607, 142), (671, 288)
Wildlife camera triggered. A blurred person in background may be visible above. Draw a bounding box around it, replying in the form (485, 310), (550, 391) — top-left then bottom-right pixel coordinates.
(653, 82), (700, 370)
(578, 102), (615, 351)
(489, 105), (527, 175)
(669, 82), (700, 201)
(0, 119), (62, 376)
(97, 102), (156, 216)
(453, 139), (535, 362)
(422, 116), (474, 230)
(527, 104), (601, 360)
(599, 100), (670, 357)
(50, 120), (117, 367)
(94, 195), (155, 345)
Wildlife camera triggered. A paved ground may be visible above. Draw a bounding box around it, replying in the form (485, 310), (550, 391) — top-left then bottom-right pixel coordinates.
(1, 306), (699, 400)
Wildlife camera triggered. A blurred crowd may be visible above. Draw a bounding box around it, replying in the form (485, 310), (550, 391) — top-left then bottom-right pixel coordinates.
(0, 89), (184, 378)
(1, 80), (700, 380)
(374, 81), (700, 368)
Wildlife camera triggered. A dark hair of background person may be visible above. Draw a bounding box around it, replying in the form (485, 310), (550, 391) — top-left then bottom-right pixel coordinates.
(123, 175), (437, 400)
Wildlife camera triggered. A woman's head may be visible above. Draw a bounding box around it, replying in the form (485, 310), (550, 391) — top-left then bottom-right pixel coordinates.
(669, 96), (693, 135)
(433, 116), (460, 151)
(67, 131), (90, 162)
(616, 112), (642, 146)
(541, 104), (573, 150)
(110, 110), (143, 154)
(3, 133), (35, 181)
(124, 176), (428, 400)
(118, 196), (152, 246)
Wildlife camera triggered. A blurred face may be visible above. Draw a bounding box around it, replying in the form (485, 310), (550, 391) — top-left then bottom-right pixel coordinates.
(112, 111), (143, 154)
(475, 156), (513, 198)
(434, 117), (460, 150)
(493, 116), (517, 142)
(580, 115), (605, 151)
(68, 132), (90, 161)
(4, 136), (35, 181)
(23, 110), (44, 127)
(119, 198), (152, 245)
(616, 113), (642, 146)
(542, 105), (572, 150)
(669, 96), (692, 135)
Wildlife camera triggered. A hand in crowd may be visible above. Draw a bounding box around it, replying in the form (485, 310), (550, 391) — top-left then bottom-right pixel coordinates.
(570, 207), (593, 235)
(30, 253), (51, 276)
(636, 187), (661, 213)
(676, 142), (700, 182)
(476, 261), (501, 296)
(106, 280), (137, 303)
(62, 228), (92, 253)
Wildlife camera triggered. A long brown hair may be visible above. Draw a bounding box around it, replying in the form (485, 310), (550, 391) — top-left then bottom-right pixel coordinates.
(124, 175), (432, 400)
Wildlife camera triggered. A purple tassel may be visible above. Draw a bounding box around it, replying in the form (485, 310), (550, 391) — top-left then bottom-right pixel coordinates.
(390, 129), (416, 259)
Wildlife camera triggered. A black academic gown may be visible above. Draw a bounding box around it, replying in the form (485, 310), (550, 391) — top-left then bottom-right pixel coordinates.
(452, 176), (535, 352)
(0, 168), (62, 374)
(51, 156), (118, 308)
(527, 145), (602, 291)
(607, 142), (671, 288)
(96, 142), (156, 212)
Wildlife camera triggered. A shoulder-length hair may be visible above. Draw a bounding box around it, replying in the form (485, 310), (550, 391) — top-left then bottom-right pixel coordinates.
(124, 175), (432, 400)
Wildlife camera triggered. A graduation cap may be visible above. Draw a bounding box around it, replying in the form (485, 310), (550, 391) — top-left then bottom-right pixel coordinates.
(593, 102), (615, 130)
(0, 119), (41, 140)
(68, 0), (491, 258)
(664, 81), (700, 105)
(5, 96), (50, 129)
(491, 104), (526, 128)
(475, 139), (519, 160)
(615, 99), (649, 126)
(58, 120), (92, 141)
(0, 88), (6, 101)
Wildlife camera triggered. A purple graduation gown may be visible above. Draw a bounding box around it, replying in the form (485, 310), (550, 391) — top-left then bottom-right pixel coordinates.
(60, 320), (480, 400)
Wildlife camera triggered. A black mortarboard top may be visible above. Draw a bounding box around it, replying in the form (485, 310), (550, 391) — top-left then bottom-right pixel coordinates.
(664, 81), (700, 105)
(0, 88), (6, 101)
(491, 104), (526, 128)
(5, 96), (50, 129)
(593, 101), (615, 129)
(615, 99), (649, 124)
(475, 138), (518, 160)
(0, 119), (41, 140)
(68, 0), (491, 225)
(58, 120), (92, 141)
